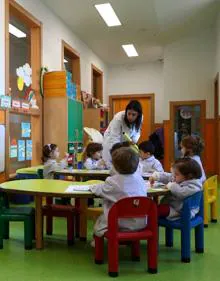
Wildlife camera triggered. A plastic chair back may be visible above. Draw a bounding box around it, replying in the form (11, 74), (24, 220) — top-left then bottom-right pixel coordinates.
(108, 197), (157, 235)
(203, 175), (218, 199)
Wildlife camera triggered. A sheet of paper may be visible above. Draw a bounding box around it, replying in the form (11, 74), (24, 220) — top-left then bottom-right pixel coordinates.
(65, 185), (92, 193)
(146, 181), (165, 189)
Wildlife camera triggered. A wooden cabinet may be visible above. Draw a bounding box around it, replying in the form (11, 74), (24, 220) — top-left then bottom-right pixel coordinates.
(44, 71), (83, 157)
(83, 108), (108, 134)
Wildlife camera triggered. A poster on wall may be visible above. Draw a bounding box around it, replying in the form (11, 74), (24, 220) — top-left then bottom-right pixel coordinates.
(21, 122), (31, 138)
(26, 140), (32, 160)
(18, 140), (25, 161)
(10, 139), (18, 158)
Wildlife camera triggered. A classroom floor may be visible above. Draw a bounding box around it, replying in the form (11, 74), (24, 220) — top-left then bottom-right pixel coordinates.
(0, 207), (219, 281)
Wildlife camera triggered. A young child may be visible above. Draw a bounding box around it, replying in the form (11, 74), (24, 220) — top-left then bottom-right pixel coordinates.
(42, 144), (68, 179)
(90, 147), (147, 238)
(84, 143), (107, 170)
(138, 140), (164, 173)
(181, 135), (206, 183)
(150, 158), (202, 220)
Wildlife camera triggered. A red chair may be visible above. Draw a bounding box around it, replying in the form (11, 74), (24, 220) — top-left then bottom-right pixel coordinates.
(94, 197), (158, 277)
(42, 197), (79, 245)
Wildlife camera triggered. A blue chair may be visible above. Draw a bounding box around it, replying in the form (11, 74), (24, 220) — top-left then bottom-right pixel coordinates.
(159, 191), (204, 263)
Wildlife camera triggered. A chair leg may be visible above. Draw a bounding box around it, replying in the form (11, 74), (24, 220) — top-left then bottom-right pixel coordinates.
(181, 228), (191, 263)
(75, 214), (80, 238)
(195, 224), (204, 253)
(24, 218), (33, 250)
(165, 227), (173, 247)
(67, 215), (75, 246)
(203, 200), (209, 227)
(3, 221), (9, 239)
(46, 215), (53, 235)
(95, 235), (104, 264)
(211, 202), (218, 223)
(108, 238), (119, 277)
(0, 219), (4, 249)
(148, 236), (158, 274)
(131, 241), (140, 261)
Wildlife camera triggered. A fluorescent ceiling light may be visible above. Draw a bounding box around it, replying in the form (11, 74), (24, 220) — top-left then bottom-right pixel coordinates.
(9, 24), (26, 38)
(63, 59), (68, 63)
(95, 3), (121, 27)
(122, 44), (139, 57)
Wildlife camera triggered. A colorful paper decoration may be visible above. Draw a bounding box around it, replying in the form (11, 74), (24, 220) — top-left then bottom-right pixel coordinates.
(0, 95), (11, 108)
(16, 63), (32, 91)
(21, 102), (30, 110)
(12, 100), (21, 108)
(26, 140), (32, 160)
(21, 122), (31, 138)
(10, 139), (17, 158)
(18, 140), (25, 161)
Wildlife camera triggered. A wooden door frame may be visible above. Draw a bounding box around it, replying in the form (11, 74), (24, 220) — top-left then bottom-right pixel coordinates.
(5, 0), (42, 178)
(109, 94), (155, 133)
(91, 64), (103, 102)
(169, 100), (206, 163)
(214, 73), (219, 176)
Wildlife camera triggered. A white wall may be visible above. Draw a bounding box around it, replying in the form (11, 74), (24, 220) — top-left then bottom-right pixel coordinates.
(164, 28), (216, 120)
(107, 28), (216, 122)
(14, 0), (108, 96)
(107, 62), (164, 123)
(216, 11), (220, 112)
(0, 0), (5, 94)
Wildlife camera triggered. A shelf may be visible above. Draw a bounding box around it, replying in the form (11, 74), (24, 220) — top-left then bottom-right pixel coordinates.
(9, 108), (41, 116)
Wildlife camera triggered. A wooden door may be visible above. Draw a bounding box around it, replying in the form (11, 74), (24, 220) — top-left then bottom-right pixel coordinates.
(109, 94), (154, 143)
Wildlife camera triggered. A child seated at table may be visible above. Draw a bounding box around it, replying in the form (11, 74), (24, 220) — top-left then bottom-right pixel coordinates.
(138, 140), (164, 173)
(150, 158), (202, 220)
(84, 143), (107, 170)
(90, 147), (147, 239)
(181, 135), (206, 184)
(42, 144), (68, 179)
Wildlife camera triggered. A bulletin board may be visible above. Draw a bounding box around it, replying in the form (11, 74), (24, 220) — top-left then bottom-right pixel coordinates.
(9, 113), (32, 174)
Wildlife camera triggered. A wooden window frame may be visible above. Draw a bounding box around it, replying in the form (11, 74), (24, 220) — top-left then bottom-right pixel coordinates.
(91, 64), (103, 102)
(5, 0), (42, 178)
(169, 100), (206, 163)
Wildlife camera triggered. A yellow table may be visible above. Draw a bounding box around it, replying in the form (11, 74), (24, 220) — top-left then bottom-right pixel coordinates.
(0, 179), (101, 249)
(0, 179), (168, 250)
(54, 168), (111, 181)
(16, 165), (43, 175)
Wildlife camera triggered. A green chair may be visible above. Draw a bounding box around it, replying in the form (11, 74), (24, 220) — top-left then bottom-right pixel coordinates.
(0, 192), (35, 250)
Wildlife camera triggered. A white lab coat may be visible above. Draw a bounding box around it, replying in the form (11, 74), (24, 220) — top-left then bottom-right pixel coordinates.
(43, 159), (67, 179)
(155, 172), (202, 220)
(139, 156), (164, 173)
(84, 158), (106, 170)
(90, 172), (147, 237)
(102, 111), (142, 166)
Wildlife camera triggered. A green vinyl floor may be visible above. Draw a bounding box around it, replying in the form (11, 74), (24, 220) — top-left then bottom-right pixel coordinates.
(0, 210), (219, 281)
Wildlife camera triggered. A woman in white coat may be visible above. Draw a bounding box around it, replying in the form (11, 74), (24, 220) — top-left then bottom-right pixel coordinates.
(102, 100), (143, 167)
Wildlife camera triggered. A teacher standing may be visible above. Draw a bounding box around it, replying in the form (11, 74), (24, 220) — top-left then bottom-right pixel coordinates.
(102, 100), (143, 166)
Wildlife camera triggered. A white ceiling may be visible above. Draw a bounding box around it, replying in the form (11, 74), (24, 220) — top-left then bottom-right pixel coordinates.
(41, 0), (219, 65)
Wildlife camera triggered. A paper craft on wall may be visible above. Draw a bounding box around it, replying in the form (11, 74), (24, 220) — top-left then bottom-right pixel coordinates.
(21, 122), (31, 138)
(10, 139), (18, 158)
(26, 140), (32, 160)
(16, 63), (32, 91)
(18, 140), (25, 161)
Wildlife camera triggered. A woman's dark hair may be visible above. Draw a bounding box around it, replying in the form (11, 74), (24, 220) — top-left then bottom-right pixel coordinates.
(172, 158), (202, 180)
(112, 147), (139, 174)
(124, 100), (142, 131)
(42, 144), (57, 162)
(138, 141), (155, 155)
(86, 142), (103, 158)
(110, 141), (130, 155)
(181, 135), (204, 156)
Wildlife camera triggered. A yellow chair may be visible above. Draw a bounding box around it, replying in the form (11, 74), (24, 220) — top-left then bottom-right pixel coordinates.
(87, 207), (103, 222)
(203, 175), (218, 227)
